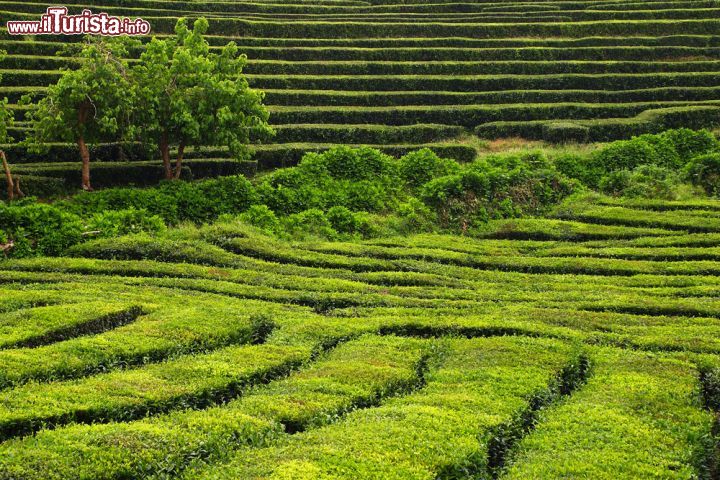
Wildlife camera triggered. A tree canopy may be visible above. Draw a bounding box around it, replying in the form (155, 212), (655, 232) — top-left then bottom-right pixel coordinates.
(133, 18), (273, 179)
(21, 18), (272, 190)
(23, 37), (134, 191)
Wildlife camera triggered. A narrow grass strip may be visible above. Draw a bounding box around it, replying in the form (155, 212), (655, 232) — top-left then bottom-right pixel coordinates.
(0, 303), (143, 349)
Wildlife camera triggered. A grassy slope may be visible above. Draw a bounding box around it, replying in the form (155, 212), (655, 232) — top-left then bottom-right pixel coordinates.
(0, 196), (718, 478)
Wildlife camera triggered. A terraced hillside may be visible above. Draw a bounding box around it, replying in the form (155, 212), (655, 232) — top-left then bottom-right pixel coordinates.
(0, 197), (719, 478)
(6, 0), (720, 189)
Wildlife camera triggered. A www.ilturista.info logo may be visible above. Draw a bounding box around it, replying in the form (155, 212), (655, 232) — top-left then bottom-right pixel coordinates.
(7, 7), (151, 36)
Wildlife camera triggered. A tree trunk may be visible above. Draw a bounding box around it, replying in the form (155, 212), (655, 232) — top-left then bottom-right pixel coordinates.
(173, 141), (186, 180)
(77, 102), (92, 191)
(159, 131), (172, 179)
(13, 175), (23, 199)
(78, 135), (92, 191)
(1, 150), (13, 201)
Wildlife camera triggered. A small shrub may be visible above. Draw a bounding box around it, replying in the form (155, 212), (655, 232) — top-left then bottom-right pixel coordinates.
(394, 198), (437, 234)
(661, 128), (718, 160)
(591, 138), (660, 173)
(87, 208), (166, 238)
(309, 145), (397, 181)
(327, 206), (360, 235)
(542, 122), (590, 144)
(0, 201), (83, 257)
(238, 205), (281, 235)
(60, 175), (257, 225)
(258, 146), (403, 216)
(587, 129), (718, 182)
(422, 152), (575, 232)
(197, 175), (258, 218)
(635, 133), (682, 169)
(60, 187), (180, 224)
(353, 211), (383, 238)
(685, 152), (720, 195)
(256, 167), (326, 215)
(398, 148), (460, 189)
(282, 208), (338, 240)
(553, 153), (603, 188)
(600, 165), (683, 200)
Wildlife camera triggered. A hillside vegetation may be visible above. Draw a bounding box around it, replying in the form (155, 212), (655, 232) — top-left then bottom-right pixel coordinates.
(5, 0), (720, 192)
(1, 133), (720, 477)
(1, 193), (720, 478)
(2, 1), (720, 478)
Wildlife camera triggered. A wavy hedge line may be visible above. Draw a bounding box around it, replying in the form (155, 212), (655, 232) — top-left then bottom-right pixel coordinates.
(185, 336), (585, 479)
(0, 343), (311, 440)
(0, 302), (142, 349)
(0, 296), (293, 388)
(0, 335), (430, 480)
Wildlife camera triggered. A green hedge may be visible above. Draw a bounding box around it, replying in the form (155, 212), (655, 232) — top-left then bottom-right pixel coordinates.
(235, 46), (720, 61)
(504, 348), (715, 480)
(4, 34), (719, 51)
(250, 72), (720, 92)
(273, 123), (464, 144)
(13, 159), (253, 192)
(6, 56), (720, 77)
(247, 60), (720, 76)
(265, 86), (720, 107)
(268, 102), (720, 128)
(476, 106), (720, 142)
(185, 336), (584, 479)
(0, 296), (289, 388)
(0, 55), (78, 70)
(251, 144), (477, 169)
(113, 17), (720, 38)
(0, 302), (141, 349)
(0, 70), (61, 87)
(0, 335), (429, 480)
(0, 142), (152, 164)
(11, 15), (720, 39)
(0, 343), (309, 440)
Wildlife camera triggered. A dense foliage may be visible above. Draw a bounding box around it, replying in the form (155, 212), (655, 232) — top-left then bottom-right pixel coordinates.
(556, 128), (719, 195)
(132, 18), (273, 180)
(22, 38), (134, 191)
(1, 195), (720, 479)
(3, 2), (720, 478)
(3, 127), (720, 258)
(19, 18), (271, 191)
(1, 145), (580, 257)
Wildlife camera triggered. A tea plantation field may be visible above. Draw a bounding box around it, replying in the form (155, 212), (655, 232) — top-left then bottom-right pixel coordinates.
(3, 0), (720, 478)
(0, 197), (719, 478)
(6, 0), (720, 189)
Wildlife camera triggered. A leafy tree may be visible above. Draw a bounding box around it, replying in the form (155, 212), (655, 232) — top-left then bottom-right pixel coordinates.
(132, 18), (273, 180)
(0, 50), (17, 201)
(23, 37), (134, 191)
